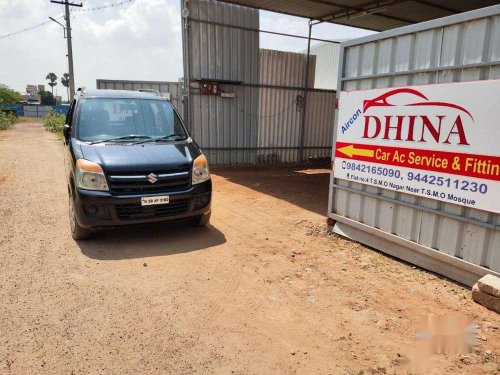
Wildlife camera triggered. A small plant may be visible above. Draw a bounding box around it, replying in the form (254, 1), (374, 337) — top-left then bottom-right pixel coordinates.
(43, 109), (66, 134)
(0, 112), (16, 130)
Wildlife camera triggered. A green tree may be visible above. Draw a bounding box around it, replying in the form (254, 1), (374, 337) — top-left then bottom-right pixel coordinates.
(0, 85), (22, 104)
(38, 90), (56, 106)
(61, 73), (70, 102)
(46, 73), (58, 95)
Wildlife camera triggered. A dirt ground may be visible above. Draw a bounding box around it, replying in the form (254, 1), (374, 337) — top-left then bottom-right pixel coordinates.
(0, 121), (498, 374)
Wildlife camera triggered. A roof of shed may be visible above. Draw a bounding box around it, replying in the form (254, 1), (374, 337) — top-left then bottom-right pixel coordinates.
(214, 0), (500, 31)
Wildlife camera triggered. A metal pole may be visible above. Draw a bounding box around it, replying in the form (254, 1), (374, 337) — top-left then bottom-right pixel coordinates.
(187, 17), (340, 45)
(299, 20), (313, 162)
(181, 0), (191, 130)
(65, 2), (76, 101)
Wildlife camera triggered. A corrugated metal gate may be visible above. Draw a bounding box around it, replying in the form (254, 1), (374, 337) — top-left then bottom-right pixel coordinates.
(329, 6), (500, 286)
(182, 0), (336, 165)
(257, 49), (335, 163)
(23, 105), (50, 117)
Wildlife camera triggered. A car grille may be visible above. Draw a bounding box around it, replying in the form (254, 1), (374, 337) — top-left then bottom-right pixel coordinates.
(107, 168), (191, 194)
(115, 199), (191, 220)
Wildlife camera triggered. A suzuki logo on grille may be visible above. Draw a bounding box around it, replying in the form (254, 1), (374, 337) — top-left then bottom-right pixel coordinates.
(147, 173), (158, 184)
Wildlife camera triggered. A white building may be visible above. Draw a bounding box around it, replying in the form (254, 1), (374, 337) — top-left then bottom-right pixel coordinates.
(302, 40), (346, 91)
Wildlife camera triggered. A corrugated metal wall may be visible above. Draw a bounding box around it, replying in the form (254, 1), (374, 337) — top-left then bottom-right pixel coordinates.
(259, 49), (315, 87)
(187, 0), (259, 164)
(95, 79), (184, 116)
(329, 6), (500, 286)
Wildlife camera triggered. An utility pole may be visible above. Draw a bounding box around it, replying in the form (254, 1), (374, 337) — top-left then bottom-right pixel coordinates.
(51, 1), (82, 101)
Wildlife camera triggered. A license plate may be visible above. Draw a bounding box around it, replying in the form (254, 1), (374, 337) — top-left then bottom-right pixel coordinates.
(141, 195), (169, 206)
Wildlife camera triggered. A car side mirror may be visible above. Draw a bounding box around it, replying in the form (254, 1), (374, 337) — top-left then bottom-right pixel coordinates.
(63, 124), (71, 140)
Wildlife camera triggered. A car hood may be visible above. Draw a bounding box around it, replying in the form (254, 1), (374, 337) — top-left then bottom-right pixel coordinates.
(78, 140), (200, 173)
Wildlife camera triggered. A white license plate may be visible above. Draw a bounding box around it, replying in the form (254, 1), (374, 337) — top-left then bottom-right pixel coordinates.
(141, 195), (169, 206)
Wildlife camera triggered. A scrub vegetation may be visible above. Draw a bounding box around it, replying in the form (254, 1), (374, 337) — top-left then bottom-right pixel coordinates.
(0, 85), (21, 104)
(0, 112), (16, 130)
(43, 109), (65, 134)
(0, 85), (21, 130)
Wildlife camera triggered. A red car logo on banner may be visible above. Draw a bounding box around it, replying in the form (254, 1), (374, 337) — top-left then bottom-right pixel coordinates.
(362, 87), (473, 120)
(359, 87), (473, 145)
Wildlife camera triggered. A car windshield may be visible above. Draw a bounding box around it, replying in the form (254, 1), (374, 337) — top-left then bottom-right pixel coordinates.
(76, 98), (187, 142)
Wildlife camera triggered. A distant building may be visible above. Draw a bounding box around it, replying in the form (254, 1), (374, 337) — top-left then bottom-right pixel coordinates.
(19, 94), (29, 104)
(302, 40), (346, 90)
(25, 84), (45, 104)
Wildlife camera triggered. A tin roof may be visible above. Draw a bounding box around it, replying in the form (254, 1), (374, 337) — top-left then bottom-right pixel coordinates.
(214, 0), (500, 31)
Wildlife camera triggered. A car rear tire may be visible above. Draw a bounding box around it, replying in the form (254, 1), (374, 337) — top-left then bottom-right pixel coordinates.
(190, 212), (211, 227)
(69, 195), (92, 240)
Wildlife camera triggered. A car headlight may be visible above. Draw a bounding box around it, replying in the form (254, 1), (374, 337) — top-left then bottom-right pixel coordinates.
(75, 159), (109, 191)
(192, 154), (210, 185)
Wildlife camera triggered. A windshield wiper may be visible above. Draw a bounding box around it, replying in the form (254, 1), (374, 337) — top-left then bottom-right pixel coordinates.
(131, 134), (187, 145)
(89, 135), (152, 145)
(155, 134), (187, 142)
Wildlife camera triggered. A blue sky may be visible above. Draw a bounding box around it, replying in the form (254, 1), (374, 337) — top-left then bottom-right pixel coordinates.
(0, 0), (374, 99)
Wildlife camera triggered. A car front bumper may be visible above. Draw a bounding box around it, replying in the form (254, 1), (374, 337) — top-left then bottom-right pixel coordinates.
(72, 180), (212, 229)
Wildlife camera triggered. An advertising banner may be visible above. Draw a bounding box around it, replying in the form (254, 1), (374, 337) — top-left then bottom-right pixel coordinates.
(334, 80), (500, 213)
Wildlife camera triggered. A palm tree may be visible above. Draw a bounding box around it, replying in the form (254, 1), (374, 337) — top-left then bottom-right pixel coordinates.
(46, 73), (58, 95)
(61, 73), (70, 102)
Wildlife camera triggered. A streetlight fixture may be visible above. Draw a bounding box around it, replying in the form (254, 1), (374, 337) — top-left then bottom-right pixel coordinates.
(49, 16), (66, 38)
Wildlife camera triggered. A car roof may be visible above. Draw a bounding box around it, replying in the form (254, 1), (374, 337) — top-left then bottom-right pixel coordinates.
(80, 89), (166, 100)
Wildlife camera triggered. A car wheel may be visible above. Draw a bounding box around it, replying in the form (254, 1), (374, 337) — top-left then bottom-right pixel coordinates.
(190, 212), (211, 227)
(68, 195), (92, 240)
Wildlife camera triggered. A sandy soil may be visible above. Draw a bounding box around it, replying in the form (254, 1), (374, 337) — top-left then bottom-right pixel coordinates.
(0, 121), (498, 374)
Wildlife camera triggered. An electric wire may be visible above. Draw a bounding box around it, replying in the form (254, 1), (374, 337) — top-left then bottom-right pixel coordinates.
(0, 0), (136, 39)
(0, 16), (64, 39)
(72, 0), (136, 13)
(226, 97), (297, 119)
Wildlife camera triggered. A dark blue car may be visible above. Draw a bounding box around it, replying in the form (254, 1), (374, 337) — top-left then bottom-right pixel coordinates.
(63, 89), (211, 240)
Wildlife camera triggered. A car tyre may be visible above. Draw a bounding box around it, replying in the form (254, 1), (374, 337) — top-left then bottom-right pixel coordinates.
(69, 194), (92, 240)
(190, 212), (211, 227)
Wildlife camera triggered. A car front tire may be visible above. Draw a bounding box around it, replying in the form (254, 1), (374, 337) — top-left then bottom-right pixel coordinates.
(68, 194), (92, 240)
(190, 212), (211, 227)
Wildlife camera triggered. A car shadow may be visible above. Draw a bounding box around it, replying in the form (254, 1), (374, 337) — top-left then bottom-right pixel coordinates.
(77, 221), (226, 260)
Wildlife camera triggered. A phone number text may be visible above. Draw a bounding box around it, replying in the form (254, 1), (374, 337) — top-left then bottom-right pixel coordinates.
(341, 161), (488, 194)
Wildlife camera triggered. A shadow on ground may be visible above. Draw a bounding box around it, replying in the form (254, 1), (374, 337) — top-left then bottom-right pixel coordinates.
(212, 166), (331, 216)
(78, 222), (226, 260)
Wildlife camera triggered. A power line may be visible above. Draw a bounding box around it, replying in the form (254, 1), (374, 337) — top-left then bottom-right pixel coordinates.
(0, 16), (64, 39)
(0, 0), (137, 40)
(72, 0), (136, 13)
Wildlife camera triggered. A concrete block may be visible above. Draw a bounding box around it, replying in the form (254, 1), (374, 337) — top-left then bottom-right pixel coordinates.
(477, 274), (500, 298)
(472, 284), (500, 313)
